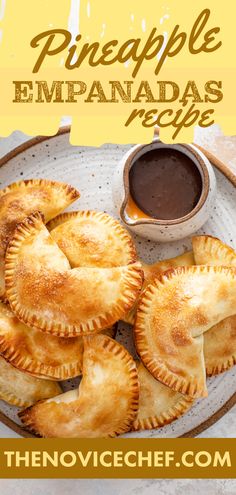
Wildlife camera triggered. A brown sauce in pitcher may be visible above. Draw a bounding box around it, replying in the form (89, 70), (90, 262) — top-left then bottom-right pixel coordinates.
(128, 148), (202, 220)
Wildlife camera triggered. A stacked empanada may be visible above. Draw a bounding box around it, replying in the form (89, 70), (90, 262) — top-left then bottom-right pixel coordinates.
(20, 334), (140, 438)
(0, 178), (236, 438)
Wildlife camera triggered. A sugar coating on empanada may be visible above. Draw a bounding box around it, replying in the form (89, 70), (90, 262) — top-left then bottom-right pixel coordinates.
(48, 210), (137, 268)
(0, 179), (80, 299)
(19, 334), (139, 438)
(132, 362), (194, 431)
(0, 300), (116, 380)
(135, 266), (236, 398)
(124, 251), (195, 325)
(192, 235), (236, 376)
(5, 212), (143, 337)
(0, 355), (61, 408)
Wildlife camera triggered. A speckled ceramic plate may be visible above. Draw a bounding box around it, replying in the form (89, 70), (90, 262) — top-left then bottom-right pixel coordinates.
(0, 127), (236, 438)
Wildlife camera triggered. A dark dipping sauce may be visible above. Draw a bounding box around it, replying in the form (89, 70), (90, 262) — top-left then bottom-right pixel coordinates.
(129, 148), (203, 220)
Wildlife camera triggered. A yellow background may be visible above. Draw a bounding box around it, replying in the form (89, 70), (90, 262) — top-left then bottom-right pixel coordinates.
(0, 0), (235, 145)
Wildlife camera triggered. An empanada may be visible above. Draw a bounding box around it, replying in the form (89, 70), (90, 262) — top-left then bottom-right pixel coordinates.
(124, 251), (195, 325)
(48, 210), (137, 267)
(192, 235), (236, 267)
(5, 212), (143, 337)
(0, 302), (117, 380)
(133, 362), (194, 431)
(142, 251), (195, 282)
(0, 179), (80, 299)
(19, 334), (139, 438)
(203, 316), (236, 376)
(0, 299), (116, 379)
(193, 235), (236, 375)
(135, 266), (236, 398)
(0, 355), (61, 407)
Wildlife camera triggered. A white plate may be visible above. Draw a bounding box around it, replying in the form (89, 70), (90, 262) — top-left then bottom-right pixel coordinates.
(0, 128), (236, 438)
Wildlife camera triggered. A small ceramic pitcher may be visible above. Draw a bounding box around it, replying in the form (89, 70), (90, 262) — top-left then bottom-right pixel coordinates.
(112, 137), (217, 242)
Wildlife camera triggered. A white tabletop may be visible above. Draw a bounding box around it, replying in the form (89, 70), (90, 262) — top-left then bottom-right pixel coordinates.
(0, 126), (235, 493)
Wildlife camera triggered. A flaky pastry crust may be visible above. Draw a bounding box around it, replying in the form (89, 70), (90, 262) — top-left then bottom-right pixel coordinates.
(48, 210), (137, 268)
(5, 213), (143, 336)
(135, 266), (236, 398)
(192, 235), (236, 376)
(0, 355), (61, 407)
(204, 316), (236, 376)
(132, 362), (193, 430)
(0, 299), (116, 380)
(192, 235), (236, 267)
(19, 334), (139, 438)
(0, 179), (79, 299)
(124, 251), (195, 325)
(0, 301), (80, 380)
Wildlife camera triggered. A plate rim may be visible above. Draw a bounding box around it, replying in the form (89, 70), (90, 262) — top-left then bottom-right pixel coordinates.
(0, 126), (236, 439)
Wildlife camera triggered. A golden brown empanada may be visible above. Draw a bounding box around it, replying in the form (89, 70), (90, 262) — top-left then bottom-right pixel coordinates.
(192, 235), (236, 267)
(132, 362), (194, 431)
(192, 235), (236, 376)
(0, 355), (61, 407)
(48, 210), (137, 267)
(203, 316), (236, 376)
(124, 251), (195, 325)
(19, 334), (139, 438)
(0, 300), (116, 380)
(135, 266), (236, 398)
(5, 212), (143, 337)
(142, 251), (195, 282)
(0, 179), (80, 299)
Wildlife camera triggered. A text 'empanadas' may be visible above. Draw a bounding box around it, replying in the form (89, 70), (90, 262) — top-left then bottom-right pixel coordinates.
(5, 212), (143, 337)
(0, 179), (80, 299)
(135, 266), (236, 398)
(19, 334), (139, 438)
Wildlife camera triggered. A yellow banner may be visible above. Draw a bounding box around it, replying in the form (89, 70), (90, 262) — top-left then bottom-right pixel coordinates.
(0, 438), (235, 478)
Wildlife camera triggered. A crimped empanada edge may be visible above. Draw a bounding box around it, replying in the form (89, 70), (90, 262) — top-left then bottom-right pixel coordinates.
(0, 335), (83, 380)
(134, 267), (221, 398)
(0, 373), (61, 408)
(206, 355), (236, 377)
(0, 293), (9, 304)
(47, 209), (137, 264)
(134, 346), (207, 398)
(192, 235), (236, 265)
(0, 313), (115, 381)
(193, 237), (236, 376)
(0, 178), (80, 203)
(123, 250), (195, 326)
(5, 212), (143, 336)
(19, 336), (140, 438)
(122, 307), (136, 326)
(132, 395), (194, 431)
(98, 335), (140, 437)
(0, 389), (34, 408)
